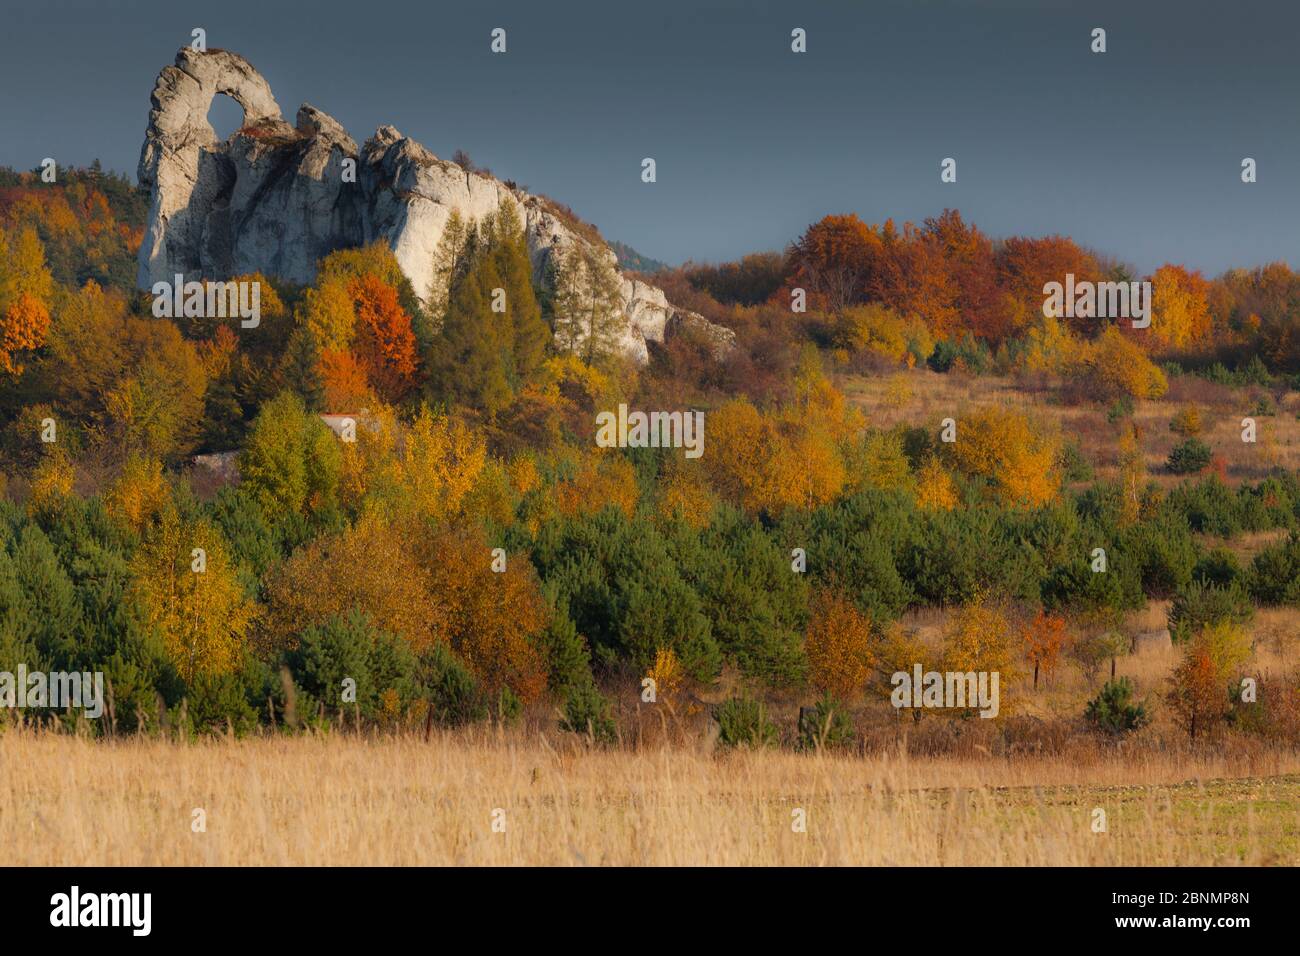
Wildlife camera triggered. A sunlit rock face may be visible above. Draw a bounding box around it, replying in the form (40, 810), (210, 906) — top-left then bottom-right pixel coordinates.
(137, 48), (733, 364)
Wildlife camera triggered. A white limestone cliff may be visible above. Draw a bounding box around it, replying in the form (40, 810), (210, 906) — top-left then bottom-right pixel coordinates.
(137, 48), (733, 364)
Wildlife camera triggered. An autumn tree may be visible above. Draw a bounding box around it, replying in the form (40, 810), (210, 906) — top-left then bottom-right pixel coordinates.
(319, 348), (371, 411)
(239, 391), (342, 519)
(705, 397), (846, 515)
(396, 405), (487, 522)
(350, 273), (420, 402)
(914, 455), (959, 511)
(132, 513), (255, 683)
(1166, 621), (1250, 742)
(910, 210), (1004, 342)
(1022, 610), (1066, 689)
(0, 226), (55, 312)
(788, 214), (882, 313)
(296, 241), (420, 352)
(263, 513), (442, 654)
(0, 292), (50, 376)
(34, 281), (206, 461)
(1076, 325), (1168, 400)
(1149, 264), (1212, 349)
(421, 526), (550, 704)
(996, 234), (1103, 335)
(555, 450), (640, 519)
(104, 454), (171, 535)
(805, 588), (876, 700)
(942, 598), (1019, 713)
(944, 405), (1060, 508)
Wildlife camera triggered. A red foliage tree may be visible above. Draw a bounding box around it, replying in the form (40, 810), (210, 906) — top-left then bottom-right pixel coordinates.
(349, 274), (419, 403)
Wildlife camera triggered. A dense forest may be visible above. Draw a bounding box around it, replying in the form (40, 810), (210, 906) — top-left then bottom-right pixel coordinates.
(2, 163), (1299, 749)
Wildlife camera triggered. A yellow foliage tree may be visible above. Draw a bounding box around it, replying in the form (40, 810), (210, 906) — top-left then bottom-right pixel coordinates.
(1077, 326), (1168, 400)
(1150, 264), (1212, 349)
(132, 514), (255, 682)
(849, 428), (912, 494)
(263, 513), (442, 654)
(556, 451), (640, 518)
(914, 455), (959, 511)
(945, 405), (1060, 508)
(105, 455), (171, 535)
(942, 598), (1018, 713)
(657, 453), (718, 529)
(421, 527), (550, 704)
(0, 227), (55, 311)
(707, 398), (847, 515)
(1117, 422), (1146, 525)
(27, 451), (75, 516)
(398, 406), (487, 522)
(805, 589), (876, 700)
(299, 275), (357, 352)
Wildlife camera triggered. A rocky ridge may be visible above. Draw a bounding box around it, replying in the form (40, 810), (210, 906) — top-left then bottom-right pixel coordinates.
(137, 48), (733, 363)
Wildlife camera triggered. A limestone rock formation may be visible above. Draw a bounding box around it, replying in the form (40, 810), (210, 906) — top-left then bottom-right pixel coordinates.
(137, 48), (733, 364)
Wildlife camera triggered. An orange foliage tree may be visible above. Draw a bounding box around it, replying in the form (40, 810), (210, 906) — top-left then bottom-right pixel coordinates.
(319, 348), (371, 411)
(805, 588), (876, 700)
(1022, 610), (1066, 689)
(349, 274), (419, 402)
(422, 527), (550, 704)
(0, 292), (50, 375)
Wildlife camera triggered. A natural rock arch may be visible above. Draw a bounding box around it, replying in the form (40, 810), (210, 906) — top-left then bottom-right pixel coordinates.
(135, 47), (735, 364)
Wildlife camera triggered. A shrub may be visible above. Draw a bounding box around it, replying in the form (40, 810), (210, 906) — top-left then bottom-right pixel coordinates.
(1169, 404), (1203, 438)
(1168, 581), (1254, 643)
(1085, 677), (1150, 735)
(1106, 396), (1134, 423)
(1192, 547), (1244, 588)
(559, 683), (616, 742)
(1167, 438), (1212, 475)
(1058, 440), (1093, 483)
(715, 695), (779, 748)
(1228, 670), (1300, 743)
(928, 334), (992, 375)
(1248, 534), (1300, 605)
(416, 642), (489, 727)
(797, 694), (855, 750)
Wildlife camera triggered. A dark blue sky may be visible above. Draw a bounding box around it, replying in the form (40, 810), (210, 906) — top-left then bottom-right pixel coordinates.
(2, 0), (1296, 274)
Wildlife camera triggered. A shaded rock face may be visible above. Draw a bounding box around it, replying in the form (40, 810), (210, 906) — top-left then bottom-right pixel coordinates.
(137, 48), (733, 364)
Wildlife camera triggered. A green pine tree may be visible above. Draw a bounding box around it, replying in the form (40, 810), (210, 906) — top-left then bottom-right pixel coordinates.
(427, 205), (547, 416)
(279, 327), (326, 413)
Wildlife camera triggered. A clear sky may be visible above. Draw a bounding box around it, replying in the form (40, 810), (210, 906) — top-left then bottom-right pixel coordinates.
(2, 0), (1296, 274)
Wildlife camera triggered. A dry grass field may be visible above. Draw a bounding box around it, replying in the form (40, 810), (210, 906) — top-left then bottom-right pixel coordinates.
(2, 730), (1298, 866)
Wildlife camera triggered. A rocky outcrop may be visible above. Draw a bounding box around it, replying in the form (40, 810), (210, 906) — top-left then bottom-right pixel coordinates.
(137, 48), (732, 364)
